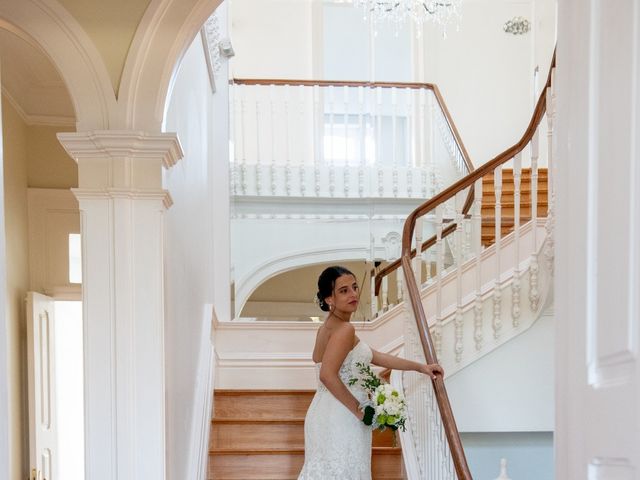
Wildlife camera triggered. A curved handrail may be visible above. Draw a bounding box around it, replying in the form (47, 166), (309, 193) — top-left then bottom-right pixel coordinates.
(398, 51), (556, 480)
(373, 52), (556, 295)
(231, 77), (474, 174)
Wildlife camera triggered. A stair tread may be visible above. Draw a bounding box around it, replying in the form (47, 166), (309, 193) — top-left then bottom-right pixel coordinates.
(210, 446), (402, 455)
(213, 418), (306, 424)
(215, 390), (315, 395)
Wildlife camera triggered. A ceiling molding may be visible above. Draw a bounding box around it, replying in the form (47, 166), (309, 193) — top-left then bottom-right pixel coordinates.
(2, 78), (75, 128)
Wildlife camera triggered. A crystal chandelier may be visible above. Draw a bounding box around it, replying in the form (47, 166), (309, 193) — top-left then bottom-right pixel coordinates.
(353, 0), (462, 33)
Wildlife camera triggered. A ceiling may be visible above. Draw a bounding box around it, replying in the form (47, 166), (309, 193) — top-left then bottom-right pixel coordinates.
(0, 28), (75, 127)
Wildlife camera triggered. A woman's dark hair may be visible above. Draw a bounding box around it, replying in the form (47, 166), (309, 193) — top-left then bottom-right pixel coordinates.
(316, 265), (355, 312)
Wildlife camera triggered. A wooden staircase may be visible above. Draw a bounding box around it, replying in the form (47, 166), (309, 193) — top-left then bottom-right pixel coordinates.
(481, 168), (548, 246)
(209, 390), (404, 479)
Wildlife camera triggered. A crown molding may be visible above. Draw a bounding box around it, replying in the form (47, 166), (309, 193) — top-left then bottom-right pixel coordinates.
(57, 130), (184, 168)
(2, 86), (76, 127)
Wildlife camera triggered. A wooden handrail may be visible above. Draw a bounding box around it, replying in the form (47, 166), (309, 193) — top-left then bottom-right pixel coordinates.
(397, 51), (556, 480)
(231, 77), (474, 175)
(373, 51), (556, 296)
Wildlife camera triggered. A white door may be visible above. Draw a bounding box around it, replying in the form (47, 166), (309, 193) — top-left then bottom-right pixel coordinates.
(556, 0), (640, 478)
(26, 292), (58, 480)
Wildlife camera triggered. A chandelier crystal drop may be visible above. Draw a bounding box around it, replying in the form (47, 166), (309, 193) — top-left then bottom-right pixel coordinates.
(353, 0), (462, 33)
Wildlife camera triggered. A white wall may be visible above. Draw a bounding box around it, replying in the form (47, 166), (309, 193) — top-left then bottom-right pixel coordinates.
(229, 0), (313, 79)
(446, 312), (554, 432)
(163, 7), (230, 478)
(1, 94), (30, 480)
(419, 0), (555, 167)
(461, 432), (553, 480)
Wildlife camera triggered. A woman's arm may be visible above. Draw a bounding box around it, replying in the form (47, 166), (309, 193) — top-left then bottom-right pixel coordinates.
(318, 324), (364, 420)
(371, 349), (444, 379)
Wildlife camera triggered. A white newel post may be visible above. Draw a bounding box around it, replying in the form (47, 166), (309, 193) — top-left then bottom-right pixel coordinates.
(57, 131), (183, 480)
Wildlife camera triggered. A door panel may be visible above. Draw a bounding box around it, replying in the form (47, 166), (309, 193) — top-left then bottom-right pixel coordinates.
(27, 292), (58, 480)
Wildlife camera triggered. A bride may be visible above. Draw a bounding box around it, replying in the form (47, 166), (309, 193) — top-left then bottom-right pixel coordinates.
(298, 265), (444, 479)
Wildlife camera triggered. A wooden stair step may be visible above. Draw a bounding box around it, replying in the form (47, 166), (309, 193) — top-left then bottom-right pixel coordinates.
(209, 447), (402, 479)
(214, 390), (315, 420)
(210, 418), (398, 449)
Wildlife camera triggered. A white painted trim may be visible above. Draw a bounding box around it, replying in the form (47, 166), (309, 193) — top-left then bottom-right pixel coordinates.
(57, 130), (183, 167)
(118, 0), (224, 130)
(391, 367), (422, 480)
(27, 188), (81, 297)
(188, 305), (217, 480)
(1, 86), (75, 127)
(72, 189), (174, 209)
(234, 245), (371, 313)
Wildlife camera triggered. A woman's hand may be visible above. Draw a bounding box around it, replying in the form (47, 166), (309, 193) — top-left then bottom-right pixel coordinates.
(419, 363), (444, 379)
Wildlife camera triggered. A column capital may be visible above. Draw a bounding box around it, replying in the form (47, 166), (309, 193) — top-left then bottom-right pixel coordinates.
(57, 130), (184, 167)
(57, 130), (184, 191)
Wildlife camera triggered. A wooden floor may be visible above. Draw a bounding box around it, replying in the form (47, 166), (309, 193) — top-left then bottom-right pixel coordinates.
(208, 390), (405, 480)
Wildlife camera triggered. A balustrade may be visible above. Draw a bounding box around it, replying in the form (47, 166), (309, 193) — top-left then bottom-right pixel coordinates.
(229, 79), (470, 200)
(387, 55), (556, 478)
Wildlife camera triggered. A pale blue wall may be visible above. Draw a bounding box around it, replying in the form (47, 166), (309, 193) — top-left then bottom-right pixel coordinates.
(461, 432), (554, 480)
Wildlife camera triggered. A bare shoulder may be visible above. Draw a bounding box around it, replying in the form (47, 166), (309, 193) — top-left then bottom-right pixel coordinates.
(330, 321), (354, 338)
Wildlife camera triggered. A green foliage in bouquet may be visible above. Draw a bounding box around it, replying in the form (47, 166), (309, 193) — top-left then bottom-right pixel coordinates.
(349, 362), (407, 432)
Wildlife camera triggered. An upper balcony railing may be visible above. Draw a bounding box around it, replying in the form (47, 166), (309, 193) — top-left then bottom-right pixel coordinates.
(229, 79), (473, 200)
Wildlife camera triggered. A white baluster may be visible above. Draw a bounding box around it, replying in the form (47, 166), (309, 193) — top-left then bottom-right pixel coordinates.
(284, 86), (292, 196)
(392, 87), (399, 197)
(313, 85), (321, 197)
(269, 85), (277, 196)
(255, 98), (262, 196)
(396, 270), (403, 303)
(493, 166), (503, 339)
(473, 178), (483, 351)
(421, 89), (429, 198)
(371, 271), (377, 319)
(454, 191), (464, 362)
(429, 93), (437, 196)
(230, 85), (239, 196)
(495, 458), (512, 480)
(422, 234), (430, 286)
(463, 212), (471, 261)
(376, 87), (383, 195)
(358, 86), (365, 197)
(545, 79), (556, 273)
(406, 90), (413, 198)
(341, 86), (348, 197)
(414, 217), (423, 285)
(329, 85), (336, 197)
(240, 86), (248, 195)
(299, 85), (306, 196)
(382, 275), (389, 311)
(529, 127), (540, 310)
(512, 153), (522, 326)
(435, 205), (444, 357)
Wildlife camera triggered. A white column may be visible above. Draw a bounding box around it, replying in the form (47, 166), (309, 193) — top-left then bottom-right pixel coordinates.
(57, 130), (183, 480)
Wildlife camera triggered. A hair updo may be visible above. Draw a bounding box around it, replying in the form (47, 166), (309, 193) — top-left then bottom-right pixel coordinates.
(316, 265), (355, 312)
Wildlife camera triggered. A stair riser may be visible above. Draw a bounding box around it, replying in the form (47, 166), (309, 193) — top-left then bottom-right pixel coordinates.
(215, 393), (314, 420)
(209, 452), (403, 479)
(210, 422), (397, 449)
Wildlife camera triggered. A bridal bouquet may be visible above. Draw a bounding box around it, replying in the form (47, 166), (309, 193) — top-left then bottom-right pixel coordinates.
(349, 362), (407, 432)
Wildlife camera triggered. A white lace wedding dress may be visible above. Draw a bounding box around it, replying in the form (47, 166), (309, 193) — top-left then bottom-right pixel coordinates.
(298, 341), (373, 480)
